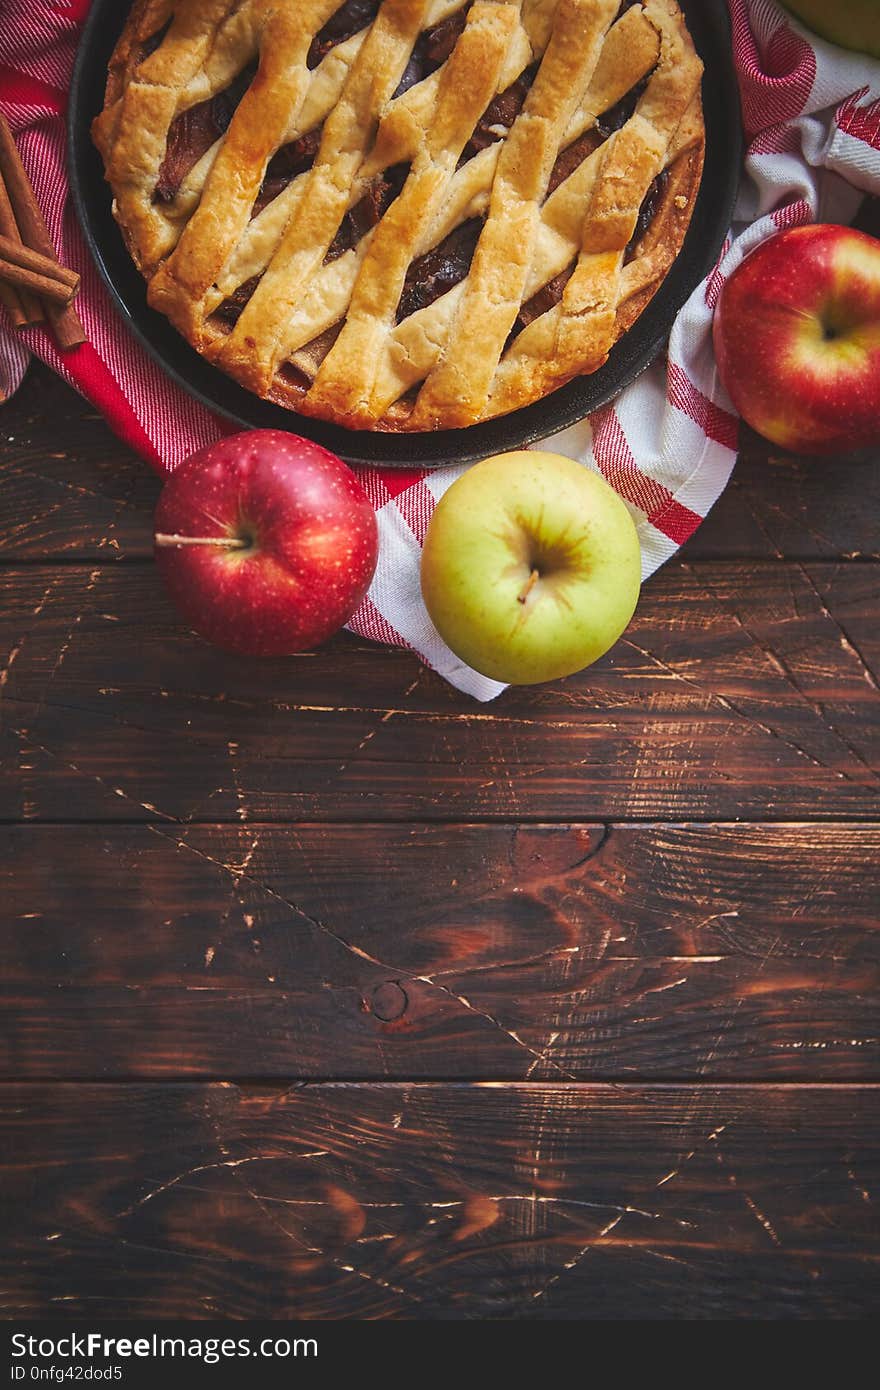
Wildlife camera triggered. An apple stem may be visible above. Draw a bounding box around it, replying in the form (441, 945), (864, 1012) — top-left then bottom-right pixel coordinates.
(517, 568), (540, 604)
(154, 533), (250, 550)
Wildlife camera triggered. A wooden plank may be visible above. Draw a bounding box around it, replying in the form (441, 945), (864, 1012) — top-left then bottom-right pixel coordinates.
(0, 562), (876, 821)
(693, 426), (880, 561)
(1, 365), (878, 563)
(0, 366), (159, 561)
(2, 1082), (877, 1318)
(1, 823), (878, 1079)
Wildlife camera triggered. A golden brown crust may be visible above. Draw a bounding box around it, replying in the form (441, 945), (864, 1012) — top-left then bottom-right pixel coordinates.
(94, 0), (705, 433)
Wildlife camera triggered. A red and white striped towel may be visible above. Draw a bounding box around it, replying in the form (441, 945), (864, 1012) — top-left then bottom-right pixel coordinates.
(1, 1), (878, 699)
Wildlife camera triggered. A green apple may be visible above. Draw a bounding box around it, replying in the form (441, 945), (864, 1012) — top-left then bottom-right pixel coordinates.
(420, 450), (641, 685)
(781, 0), (880, 59)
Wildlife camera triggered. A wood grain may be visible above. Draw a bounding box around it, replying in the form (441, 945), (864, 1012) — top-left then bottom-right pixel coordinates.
(3, 1082), (877, 1319)
(2, 346), (878, 1320)
(1, 366), (878, 563)
(1, 823), (877, 1079)
(0, 367), (159, 561)
(694, 428), (880, 560)
(0, 561), (876, 821)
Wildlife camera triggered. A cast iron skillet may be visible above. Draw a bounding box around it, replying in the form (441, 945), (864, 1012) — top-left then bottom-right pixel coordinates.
(68, 0), (741, 468)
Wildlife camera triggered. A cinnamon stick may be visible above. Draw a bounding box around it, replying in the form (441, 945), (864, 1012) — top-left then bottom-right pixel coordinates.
(0, 114), (85, 349)
(0, 253), (77, 306)
(0, 172), (41, 326)
(0, 233), (79, 290)
(0, 283), (24, 326)
(0, 279), (26, 329)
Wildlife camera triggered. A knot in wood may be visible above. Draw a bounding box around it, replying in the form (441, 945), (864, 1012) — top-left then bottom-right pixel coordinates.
(371, 981), (408, 1022)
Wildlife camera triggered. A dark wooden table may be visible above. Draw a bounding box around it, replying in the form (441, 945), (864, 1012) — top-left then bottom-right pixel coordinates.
(1, 361), (878, 1319)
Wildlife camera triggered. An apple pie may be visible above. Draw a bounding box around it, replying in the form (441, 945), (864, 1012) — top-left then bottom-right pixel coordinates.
(93, 0), (705, 432)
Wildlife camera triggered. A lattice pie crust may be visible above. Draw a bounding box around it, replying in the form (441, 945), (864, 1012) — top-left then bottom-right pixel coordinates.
(94, 0), (705, 432)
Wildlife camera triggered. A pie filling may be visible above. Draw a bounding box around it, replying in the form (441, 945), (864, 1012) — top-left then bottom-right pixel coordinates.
(396, 217), (483, 324)
(393, 9), (469, 97)
(308, 0), (381, 69)
(154, 62), (257, 203)
(140, 18), (172, 60)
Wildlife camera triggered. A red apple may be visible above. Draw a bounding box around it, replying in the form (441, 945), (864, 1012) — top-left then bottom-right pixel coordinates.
(154, 430), (378, 655)
(713, 224), (880, 455)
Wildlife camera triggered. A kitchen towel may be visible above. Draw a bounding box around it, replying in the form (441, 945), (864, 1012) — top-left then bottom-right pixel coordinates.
(1, 0), (878, 699)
